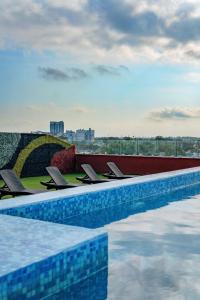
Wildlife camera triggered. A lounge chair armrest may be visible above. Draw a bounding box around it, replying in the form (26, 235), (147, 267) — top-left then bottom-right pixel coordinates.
(102, 173), (114, 178)
(76, 176), (84, 181)
(0, 184), (9, 191)
(40, 181), (57, 189)
(76, 174), (90, 181)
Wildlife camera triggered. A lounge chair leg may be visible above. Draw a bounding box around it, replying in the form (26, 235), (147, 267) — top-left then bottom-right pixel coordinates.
(47, 186), (54, 190)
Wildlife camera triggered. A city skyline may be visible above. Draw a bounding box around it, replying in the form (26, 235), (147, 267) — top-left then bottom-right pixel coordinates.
(1, 1), (200, 136)
(49, 120), (95, 142)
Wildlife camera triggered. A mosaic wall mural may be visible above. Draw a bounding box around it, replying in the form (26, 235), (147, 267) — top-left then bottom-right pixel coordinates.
(0, 133), (21, 169)
(0, 133), (75, 177)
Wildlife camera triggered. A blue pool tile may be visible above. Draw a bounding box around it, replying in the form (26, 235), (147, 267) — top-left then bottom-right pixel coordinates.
(0, 215), (108, 299)
(0, 167), (200, 298)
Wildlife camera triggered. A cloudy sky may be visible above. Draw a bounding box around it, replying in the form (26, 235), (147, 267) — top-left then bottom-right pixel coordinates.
(1, 0), (200, 136)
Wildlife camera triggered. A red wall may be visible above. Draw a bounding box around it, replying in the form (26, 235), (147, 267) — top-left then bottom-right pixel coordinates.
(51, 145), (76, 173)
(75, 154), (200, 175)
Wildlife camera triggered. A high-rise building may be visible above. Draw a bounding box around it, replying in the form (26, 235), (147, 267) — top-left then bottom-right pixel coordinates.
(75, 129), (87, 142)
(64, 128), (95, 142)
(75, 128), (95, 142)
(65, 130), (76, 142)
(85, 128), (95, 143)
(50, 121), (64, 136)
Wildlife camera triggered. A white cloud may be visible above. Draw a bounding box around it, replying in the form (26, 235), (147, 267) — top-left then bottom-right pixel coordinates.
(1, 0), (200, 64)
(70, 106), (91, 113)
(148, 107), (200, 121)
(46, 0), (87, 11)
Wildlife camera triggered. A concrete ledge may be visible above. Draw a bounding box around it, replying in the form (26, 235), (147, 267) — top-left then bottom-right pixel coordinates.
(0, 215), (107, 300)
(1, 167), (200, 223)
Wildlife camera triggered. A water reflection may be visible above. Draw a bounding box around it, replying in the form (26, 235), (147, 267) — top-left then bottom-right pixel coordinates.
(52, 184), (200, 300)
(107, 197), (200, 299)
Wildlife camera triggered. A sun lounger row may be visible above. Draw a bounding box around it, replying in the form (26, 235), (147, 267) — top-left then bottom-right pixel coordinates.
(0, 162), (137, 199)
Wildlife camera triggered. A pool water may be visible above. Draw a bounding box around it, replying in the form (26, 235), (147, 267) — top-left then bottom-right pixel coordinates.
(51, 184), (200, 299)
(107, 195), (200, 299)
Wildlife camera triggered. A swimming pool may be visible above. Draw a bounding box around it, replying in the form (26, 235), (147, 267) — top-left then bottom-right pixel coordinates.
(48, 183), (200, 299)
(1, 167), (200, 299)
(107, 185), (200, 300)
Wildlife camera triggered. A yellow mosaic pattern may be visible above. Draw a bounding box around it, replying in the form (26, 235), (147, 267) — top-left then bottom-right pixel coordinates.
(13, 135), (71, 176)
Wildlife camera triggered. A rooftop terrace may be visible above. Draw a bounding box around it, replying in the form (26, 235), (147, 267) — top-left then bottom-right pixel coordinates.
(1, 136), (200, 298)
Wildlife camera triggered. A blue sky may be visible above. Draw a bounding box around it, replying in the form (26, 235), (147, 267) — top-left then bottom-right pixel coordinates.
(1, 0), (200, 136)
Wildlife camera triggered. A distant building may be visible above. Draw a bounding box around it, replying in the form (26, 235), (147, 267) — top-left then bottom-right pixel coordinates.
(31, 131), (49, 135)
(76, 128), (95, 143)
(65, 130), (76, 142)
(65, 128), (95, 143)
(76, 129), (87, 142)
(85, 128), (95, 143)
(50, 121), (64, 136)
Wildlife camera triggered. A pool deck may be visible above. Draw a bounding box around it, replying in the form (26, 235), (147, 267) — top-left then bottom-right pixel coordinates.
(0, 215), (107, 299)
(0, 166), (200, 211)
(0, 214), (106, 278)
(1, 167), (200, 299)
